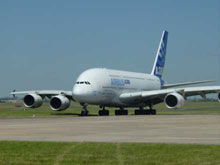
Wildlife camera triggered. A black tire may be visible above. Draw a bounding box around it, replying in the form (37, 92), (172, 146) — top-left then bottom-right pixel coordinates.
(148, 109), (156, 115)
(99, 110), (109, 116)
(123, 110), (128, 115)
(135, 110), (149, 115)
(115, 110), (120, 115)
(115, 110), (128, 116)
(151, 109), (156, 115)
(134, 109), (140, 115)
(81, 111), (89, 116)
(106, 110), (110, 116)
(146, 110), (151, 115)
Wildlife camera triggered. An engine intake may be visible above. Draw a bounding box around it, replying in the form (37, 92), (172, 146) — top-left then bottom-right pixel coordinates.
(23, 94), (43, 108)
(50, 95), (70, 111)
(164, 93), (185, 109)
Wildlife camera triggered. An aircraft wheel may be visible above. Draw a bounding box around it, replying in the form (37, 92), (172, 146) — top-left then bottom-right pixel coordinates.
(115, 110), (128, 116)
(135, 109), (155, 115)
(135, 109), (142, 115)
(135, 110), (148, 115)
(115, 110), (119, 115)
(99, 110), (109, 116)
(151, 109), (156, 115)
(123, 110), (128, 115)
(81, 111), (89, 116)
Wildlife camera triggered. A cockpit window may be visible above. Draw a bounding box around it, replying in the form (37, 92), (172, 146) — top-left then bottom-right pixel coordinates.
(76, 81), (91, 85)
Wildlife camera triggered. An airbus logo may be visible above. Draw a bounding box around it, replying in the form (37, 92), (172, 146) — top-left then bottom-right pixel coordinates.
(111, 78), (131, 86)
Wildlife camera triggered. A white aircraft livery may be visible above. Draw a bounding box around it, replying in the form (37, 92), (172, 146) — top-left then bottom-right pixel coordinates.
(11, 31), (220, 116)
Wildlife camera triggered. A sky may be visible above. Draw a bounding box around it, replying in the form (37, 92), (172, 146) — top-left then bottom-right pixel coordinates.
(0, 0), (219, 97)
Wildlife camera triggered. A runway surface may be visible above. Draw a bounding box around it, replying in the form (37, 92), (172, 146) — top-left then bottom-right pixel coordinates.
(0, 115), (219, 144)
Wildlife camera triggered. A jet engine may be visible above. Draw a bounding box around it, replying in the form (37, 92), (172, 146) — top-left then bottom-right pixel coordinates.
(49, 95), (70, 111)
(164, 92), (185, 109)
(23, 94), (43, 108)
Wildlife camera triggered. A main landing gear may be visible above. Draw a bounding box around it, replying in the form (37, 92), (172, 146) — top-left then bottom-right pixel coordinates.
(80, 104), (156, 116)
(98, 106), (128, 116)
(98, 106), (109, 116)
(134, 103), (156, 115)
(134, 108), (156, 115)
(115, 108), (128, 116)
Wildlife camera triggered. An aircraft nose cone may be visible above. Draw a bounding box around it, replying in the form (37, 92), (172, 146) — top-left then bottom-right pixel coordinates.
(72, 86), (89, 102)
(73, 86), (82, 96)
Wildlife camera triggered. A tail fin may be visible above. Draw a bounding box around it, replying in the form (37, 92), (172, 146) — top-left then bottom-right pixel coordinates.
(151, 30), (168, 79)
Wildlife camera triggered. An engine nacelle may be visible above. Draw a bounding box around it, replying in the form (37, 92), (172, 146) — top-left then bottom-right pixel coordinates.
(50, 95), (70, 111)
(164, 92), (185, 109)
(23, 94), (43, 108)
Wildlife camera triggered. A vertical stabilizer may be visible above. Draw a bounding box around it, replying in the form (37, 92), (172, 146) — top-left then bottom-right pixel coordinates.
(151, 30), (168, 79)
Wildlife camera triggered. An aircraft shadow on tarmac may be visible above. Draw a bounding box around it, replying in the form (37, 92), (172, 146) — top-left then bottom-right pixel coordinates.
(50, 106), (220, 117)
(51, 113), (99, 117)
(52, 112), (177, 117)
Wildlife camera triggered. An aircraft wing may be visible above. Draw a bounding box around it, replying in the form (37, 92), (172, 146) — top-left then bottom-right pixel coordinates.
(181, 86), (220, 97)
(163, 80), (215, 89)
(120, 86), (220, 102)
(11, 90), (73, 100)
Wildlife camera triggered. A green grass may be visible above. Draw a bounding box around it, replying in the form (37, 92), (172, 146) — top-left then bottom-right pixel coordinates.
(0, 103), (220, 164)
(0, 141), (219, 165)
(0, 101), (220, 117)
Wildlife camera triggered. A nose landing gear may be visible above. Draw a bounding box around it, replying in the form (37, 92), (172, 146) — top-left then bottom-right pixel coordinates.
(80, 103), (89, 116)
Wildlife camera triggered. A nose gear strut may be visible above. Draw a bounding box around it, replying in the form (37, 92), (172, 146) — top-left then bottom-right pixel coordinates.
(81, 103), (89, 116)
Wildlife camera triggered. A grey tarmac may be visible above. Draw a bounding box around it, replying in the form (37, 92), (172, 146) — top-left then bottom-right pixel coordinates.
(0, 115), (219, 144)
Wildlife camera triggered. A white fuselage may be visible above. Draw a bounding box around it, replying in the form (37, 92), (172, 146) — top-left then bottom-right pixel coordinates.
(72, 68), (161, 107)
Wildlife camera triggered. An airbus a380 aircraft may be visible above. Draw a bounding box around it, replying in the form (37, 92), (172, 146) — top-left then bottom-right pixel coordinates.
(11, 31), (220, 116)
